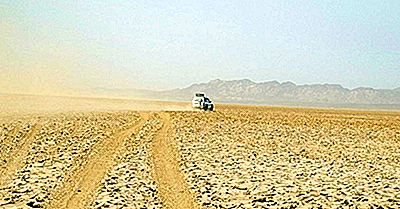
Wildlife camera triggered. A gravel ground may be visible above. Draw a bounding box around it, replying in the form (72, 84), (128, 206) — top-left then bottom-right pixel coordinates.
(0, 119), (36, 169)
(171, 108), (400, 209)
(0, 112), (140, 208)
(91, 114), (163, 209)
(0, 103), (399, 209)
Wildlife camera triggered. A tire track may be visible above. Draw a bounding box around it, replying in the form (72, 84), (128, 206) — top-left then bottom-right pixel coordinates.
(91, 113), (163, 209)
(47, 113), (149, 209)
(151, 112), (201, 209)
(0, 120), (42, 191)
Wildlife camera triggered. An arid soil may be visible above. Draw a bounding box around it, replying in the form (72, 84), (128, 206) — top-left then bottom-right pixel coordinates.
(0, 95), (399, 208)
(172, 106), (400, 208)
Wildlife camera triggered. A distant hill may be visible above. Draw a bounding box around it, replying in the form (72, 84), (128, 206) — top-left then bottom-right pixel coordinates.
(93, 79), (400, 110)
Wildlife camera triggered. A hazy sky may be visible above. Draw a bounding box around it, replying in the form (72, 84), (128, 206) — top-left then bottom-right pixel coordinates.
(1, 0), (399, 93)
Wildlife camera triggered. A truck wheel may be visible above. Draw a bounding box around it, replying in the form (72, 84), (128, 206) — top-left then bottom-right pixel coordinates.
(209, 104), (214, 111)
(203, 105), (208, 111)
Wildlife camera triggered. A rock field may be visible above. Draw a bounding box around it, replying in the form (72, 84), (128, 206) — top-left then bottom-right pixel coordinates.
(0, 118), (36, 171)
(171, 107), (400, 208)
(0, 104), (399, 209)
(0, 112), (140, 208)
(91, 114), (163, 209)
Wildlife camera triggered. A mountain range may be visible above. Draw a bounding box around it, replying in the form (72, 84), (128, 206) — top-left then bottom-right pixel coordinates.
(93, 79), (400, 110)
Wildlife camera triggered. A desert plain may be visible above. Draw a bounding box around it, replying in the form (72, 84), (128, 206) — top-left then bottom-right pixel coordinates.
(0, 94), (399, 209)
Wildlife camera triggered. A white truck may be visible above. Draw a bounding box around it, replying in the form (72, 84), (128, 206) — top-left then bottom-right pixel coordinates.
(192, 93), (214, 111)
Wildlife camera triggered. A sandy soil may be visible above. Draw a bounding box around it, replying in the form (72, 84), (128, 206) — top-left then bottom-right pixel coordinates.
(0, 94), (192, 119)
(151, 113), (201, 209)
(0, 94), (399, 208)
(172, 106), (400, 208)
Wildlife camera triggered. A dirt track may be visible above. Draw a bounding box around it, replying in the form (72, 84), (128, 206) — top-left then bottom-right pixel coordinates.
(48, 113), (149, 209)
(151, 112), (200, 209)
(0, 119), (41, 190)
(0, 95), (399, 208)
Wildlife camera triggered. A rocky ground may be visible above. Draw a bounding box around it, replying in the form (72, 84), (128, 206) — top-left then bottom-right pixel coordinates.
(0, 102), (399, 209)
(91, 114), (163, 209)
(171, 107), (400, 209)
(0, 112), (140, 208)
(0, 118), (37, 171)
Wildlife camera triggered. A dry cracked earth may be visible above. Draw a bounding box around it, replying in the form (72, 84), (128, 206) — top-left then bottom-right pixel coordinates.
(0, 99), (399, 209)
